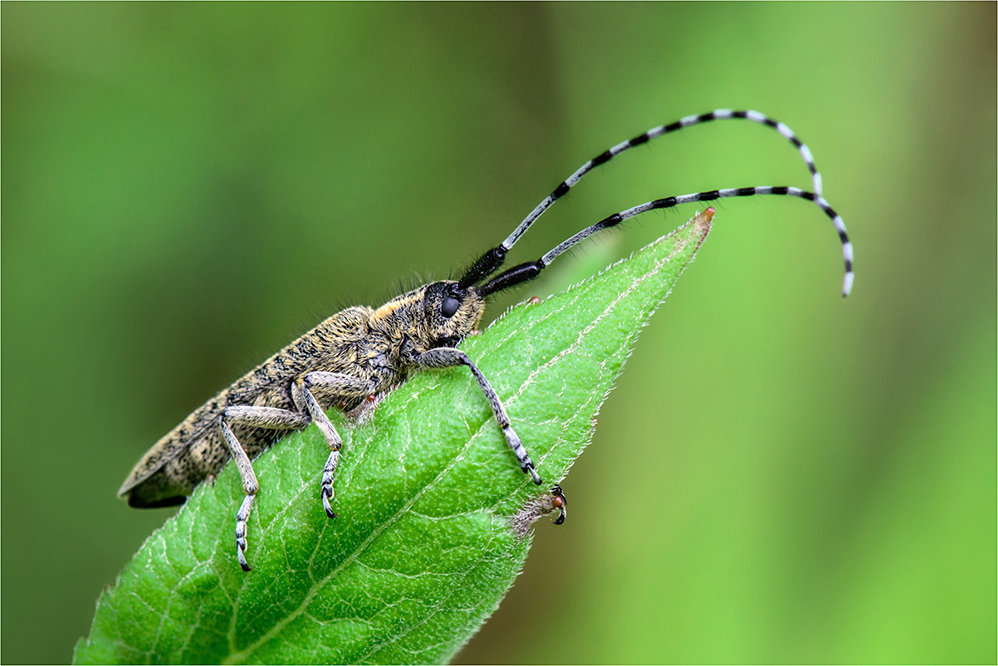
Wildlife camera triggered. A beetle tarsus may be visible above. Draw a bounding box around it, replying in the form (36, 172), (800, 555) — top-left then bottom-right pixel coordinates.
(235, 494), (255, 571)
(322, 486), (337, 519)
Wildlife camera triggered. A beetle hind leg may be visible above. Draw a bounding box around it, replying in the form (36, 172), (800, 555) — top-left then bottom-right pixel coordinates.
(220, 406), (310, 571)
(220, 419), (262, 571)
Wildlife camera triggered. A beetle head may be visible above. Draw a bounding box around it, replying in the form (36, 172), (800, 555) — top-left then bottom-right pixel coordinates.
(423, 281), (484, 348)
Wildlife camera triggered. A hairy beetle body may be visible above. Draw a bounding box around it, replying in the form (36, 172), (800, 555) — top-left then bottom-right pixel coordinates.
(120, 283), (486, 509)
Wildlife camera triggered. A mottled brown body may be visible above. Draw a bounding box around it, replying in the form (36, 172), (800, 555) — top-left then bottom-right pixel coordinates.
(119, 282), (486, 508)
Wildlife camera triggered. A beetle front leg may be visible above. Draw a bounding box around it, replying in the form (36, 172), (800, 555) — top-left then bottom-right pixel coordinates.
(413, 347), (542, 485)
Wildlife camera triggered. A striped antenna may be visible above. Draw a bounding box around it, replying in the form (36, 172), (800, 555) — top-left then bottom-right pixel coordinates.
(459, 109), (852, 297)
(501, 110), (826, 250)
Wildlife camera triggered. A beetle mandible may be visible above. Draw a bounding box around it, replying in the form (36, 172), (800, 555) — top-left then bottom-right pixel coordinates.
(119, 109), (853, 571)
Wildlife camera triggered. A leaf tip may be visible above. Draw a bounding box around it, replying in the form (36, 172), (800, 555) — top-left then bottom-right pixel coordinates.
(692, 206), (714, 243)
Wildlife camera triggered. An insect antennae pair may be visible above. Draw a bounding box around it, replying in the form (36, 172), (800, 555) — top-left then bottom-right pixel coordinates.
(458, 109), (854, 299)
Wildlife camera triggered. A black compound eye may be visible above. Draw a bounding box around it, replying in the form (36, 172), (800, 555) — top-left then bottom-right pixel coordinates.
(441, 296), (460, 318)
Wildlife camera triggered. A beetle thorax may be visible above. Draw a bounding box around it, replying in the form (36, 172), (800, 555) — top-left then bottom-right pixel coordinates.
(367, 281), (483, 354)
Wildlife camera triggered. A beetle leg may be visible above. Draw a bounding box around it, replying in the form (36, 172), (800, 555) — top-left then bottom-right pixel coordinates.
(298, 372), (376, 519)
(234, 494), (255, 570)
(220, 406), (310, 571)
(412, 347), (542, 485)
(223, 405), (311, 430)
(219, 418), (261, 571)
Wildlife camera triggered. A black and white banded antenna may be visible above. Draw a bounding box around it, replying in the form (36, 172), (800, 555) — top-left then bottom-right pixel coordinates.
(459, 109), (854, 298)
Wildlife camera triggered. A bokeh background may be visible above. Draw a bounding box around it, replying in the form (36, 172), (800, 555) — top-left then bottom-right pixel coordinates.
(3, 3), (994, 664)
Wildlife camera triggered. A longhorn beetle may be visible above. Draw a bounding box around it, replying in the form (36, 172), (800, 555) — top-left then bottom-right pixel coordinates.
(120, 109), (853, 571)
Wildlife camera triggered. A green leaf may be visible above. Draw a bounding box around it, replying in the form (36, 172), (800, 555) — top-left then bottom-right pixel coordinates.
(74, 211), (714, 665)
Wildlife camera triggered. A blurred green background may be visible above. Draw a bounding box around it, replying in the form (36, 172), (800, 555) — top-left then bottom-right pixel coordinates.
(3, 3), (994, 664)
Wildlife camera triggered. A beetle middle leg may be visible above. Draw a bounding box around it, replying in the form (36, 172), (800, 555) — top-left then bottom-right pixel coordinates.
(294, 372), (377, 519)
